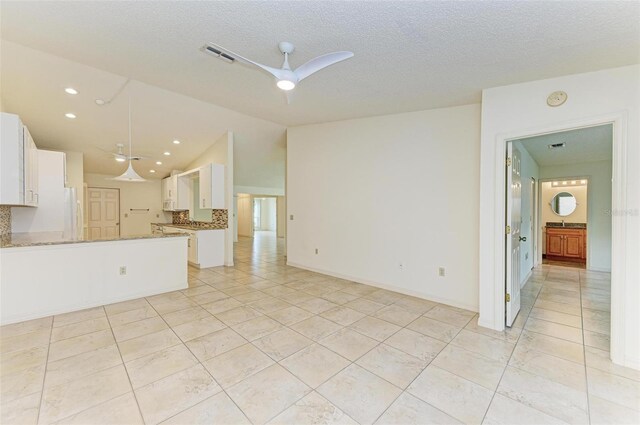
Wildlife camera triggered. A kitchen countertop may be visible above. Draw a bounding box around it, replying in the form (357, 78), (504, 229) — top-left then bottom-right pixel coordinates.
(152, 223), (226, 231)
(0, 231), (187, 249)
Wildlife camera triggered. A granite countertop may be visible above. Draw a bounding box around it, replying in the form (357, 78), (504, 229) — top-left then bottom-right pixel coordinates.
(1, 231), (188, 249)
(152, 223), (226, 231)
(546, 222), (587, 229)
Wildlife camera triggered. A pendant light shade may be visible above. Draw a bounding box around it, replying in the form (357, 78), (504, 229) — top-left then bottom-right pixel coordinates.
(111, 95), (146, 182)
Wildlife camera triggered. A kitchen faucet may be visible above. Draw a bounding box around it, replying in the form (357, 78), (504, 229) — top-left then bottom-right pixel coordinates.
(561, 220), (565, 227)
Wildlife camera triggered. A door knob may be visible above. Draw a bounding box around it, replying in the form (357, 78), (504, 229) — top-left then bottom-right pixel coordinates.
(519, 236), (527, 242)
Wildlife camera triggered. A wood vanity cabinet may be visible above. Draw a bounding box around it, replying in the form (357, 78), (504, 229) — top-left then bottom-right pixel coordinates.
(545, 227), (586, 261)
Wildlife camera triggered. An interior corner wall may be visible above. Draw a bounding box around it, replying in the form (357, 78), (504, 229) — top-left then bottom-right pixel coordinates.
(276, 196), (286, 238)
(287, 103), (481, 311)
(513, 141), (539, 284)
(83, 173), (167, 236)
(540, 160), (611, 272)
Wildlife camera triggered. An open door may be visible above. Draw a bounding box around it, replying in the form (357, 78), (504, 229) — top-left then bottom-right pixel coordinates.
(506, 143), (522, 326)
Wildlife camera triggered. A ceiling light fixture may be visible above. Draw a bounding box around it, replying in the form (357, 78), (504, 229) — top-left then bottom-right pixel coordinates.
(276, 77), (297, 91)
(65, 113), (76, 119)
(562, 181), (567, 185)
(150, 169), (156, 173)
(581, 180), (587, 184)
(163, 152), (171, 156)
(172, 140), (181, 145)
(115, 157), (126, 163)
(111, 95), (146, 182)
(65, 87), (78, 95)
(156, 161), (162, 165)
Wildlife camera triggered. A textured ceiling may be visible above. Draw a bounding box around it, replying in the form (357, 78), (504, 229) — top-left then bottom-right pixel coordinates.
(1, 1), (639, 126)
(518, 124), (612, 167)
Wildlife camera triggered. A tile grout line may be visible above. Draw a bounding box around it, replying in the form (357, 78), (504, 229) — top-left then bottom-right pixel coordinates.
(102, 305), (148, 425)
(34, 317), (54, 425)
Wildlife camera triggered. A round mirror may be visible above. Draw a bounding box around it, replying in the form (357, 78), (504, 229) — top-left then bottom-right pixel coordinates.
(550, 192), (577, 216)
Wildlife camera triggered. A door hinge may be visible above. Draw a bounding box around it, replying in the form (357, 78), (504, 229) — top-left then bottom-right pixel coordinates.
(506, 157), (512, 166)
(506, 293), (511, 302)
(506, 225), (511, 235)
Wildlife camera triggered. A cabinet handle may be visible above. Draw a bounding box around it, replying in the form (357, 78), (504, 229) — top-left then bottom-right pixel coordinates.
(202, 199), (205, 208)
(188, 239), (191, 247)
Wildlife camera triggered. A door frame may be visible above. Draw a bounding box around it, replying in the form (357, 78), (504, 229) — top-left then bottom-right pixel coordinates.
(481, 112), (627, 365)
(86, 186), (121, 238)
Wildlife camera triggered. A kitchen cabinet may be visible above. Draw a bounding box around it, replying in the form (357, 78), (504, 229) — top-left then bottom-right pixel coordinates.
(159, 225), (224, 268)
(162, 174), (183, 211)
(0, 113), (38, 207)
(545, 227), (586, 262)
(198, 163), (225, 209)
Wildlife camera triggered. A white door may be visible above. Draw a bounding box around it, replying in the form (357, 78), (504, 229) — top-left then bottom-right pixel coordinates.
(506, 143), (522, 327)
(87, 187), (120, 239)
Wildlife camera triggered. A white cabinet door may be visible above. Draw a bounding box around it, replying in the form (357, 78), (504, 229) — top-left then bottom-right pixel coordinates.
(188, 233), (198, 264)
(199, 164), (225, 209)
(26, 130), (39, 206)
(0, 113), (39, 207)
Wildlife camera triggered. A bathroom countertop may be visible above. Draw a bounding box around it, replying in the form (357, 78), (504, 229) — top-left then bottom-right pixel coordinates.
(545, 222), (587, 229)
(0, 231), (187, 248)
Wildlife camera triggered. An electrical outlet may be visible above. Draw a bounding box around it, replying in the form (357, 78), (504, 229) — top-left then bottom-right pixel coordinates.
(398, 262), (404, 271)
(438, 267), (445, 277)
(290, 215), (294, 220)
(119, 266), (127, 276)
(315, 248), (319, 254)
(525, 252), (529, 260)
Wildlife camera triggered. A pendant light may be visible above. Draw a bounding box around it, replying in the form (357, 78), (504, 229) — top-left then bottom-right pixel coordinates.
(112, 95), (146, 182)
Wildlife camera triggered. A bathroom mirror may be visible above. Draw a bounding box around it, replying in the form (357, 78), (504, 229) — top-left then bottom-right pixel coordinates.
(550, 191), (577, 216)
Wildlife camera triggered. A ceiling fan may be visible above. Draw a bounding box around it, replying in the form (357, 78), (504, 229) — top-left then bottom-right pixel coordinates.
(202, 41), (353, 93)
(102, 143), (147, 163)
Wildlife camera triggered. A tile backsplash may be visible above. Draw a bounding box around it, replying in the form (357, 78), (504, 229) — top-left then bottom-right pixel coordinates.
(172, 209), (228, 229)
(0, 206), (10, 236)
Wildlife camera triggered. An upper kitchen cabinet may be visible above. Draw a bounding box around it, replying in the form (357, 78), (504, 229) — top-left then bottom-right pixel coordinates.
(162, 174), (179, 211)
(1, 113), (39, 207)
(198, 163), (225, 209)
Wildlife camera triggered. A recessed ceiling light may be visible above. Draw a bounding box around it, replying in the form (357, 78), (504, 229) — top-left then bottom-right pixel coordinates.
(156, 161), (162, 165)
(95, 99), (106, 105)
(172, 140), (181, 145)
(163, 152), (171, 156)
(115, 157), (126, 162)
(65, 113), (76, 119)
(64, 87), (78, 95)
(150, 169), (156, 173)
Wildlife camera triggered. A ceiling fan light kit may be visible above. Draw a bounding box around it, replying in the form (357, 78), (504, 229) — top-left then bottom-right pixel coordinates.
(202, 41), (353, 95)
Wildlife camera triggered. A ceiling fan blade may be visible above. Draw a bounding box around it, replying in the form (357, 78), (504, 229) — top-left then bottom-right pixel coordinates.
(203, 42), (286, 80)
(294, 51), (354, 81)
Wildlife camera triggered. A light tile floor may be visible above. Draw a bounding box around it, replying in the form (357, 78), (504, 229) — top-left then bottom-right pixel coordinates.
(1, 232), (638, 424)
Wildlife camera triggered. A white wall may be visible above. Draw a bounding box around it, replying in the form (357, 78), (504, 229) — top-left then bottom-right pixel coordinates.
(288, 104), (481, 311)
(540, 161), (611, 271)
(513, 142), (539, 283)
(83, 173), (169, 236)
(479, 65), (639, 369)
(61, 150), (84, 216)
(257, 197), (276, 231)
(185, 132), (234, 266)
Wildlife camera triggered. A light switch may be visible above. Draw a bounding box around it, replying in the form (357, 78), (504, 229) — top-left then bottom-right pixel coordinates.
(290, 215), (294, 220)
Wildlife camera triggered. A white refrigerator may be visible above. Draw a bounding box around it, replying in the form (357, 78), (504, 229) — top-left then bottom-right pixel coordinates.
(11, 150), (82, 238)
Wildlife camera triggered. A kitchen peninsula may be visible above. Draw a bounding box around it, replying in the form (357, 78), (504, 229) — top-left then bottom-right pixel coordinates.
(0, 231), (188, 325)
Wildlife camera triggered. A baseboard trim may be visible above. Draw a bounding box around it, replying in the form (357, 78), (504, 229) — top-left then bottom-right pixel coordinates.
(286, 261), (478, 313)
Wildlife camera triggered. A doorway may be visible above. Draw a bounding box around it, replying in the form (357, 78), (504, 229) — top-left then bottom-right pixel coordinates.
(504, 124), (612, 349)
(87, 187), (120, 239)
(253, 197), (277, 233)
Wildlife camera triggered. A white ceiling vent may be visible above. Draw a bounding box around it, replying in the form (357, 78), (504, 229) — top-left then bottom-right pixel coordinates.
(547, 142), (566, 150)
